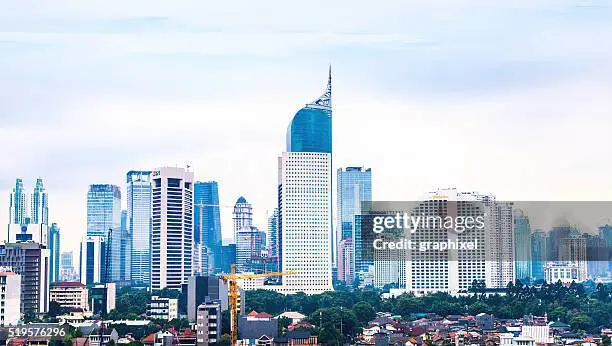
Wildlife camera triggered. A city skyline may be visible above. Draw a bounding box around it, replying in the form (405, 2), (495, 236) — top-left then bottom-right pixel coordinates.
(3, 1), (612, 260)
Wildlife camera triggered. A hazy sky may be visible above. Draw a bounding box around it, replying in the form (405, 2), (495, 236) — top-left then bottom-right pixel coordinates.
(2, 1), (612, 257)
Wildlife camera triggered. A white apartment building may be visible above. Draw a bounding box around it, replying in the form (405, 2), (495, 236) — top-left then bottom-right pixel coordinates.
(151, 167), (194, 291)
(0, 268), (21, 326)
(196, 300), (221, 345)
(50, 282), (89, 311)
(147, 296), (178, 321)
(544, 261), (587, 283)
(272, 151), (333, 294)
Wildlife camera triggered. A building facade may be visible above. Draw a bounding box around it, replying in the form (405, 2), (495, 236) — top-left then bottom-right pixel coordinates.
(9, 178), (27, 225)
(186, 276), (229, 322)
(274, 70), (333, 294)
(50, 282), (89, 311)
(147, 296), (178, 321)
(194, 181), (222, 274)
(530, 230), (547, 281)
(0, 268), (21, 326)
(79, 236), (107, 285)
(0, 242), (50, 313)
(514, 209), (532, 282)
(127, 171), (152, 287)
(49, 223), (61, 283)
(196, 299), (221, 345)
(235, 226), (267, 273)
(87, 184), (121, 238)
(30, 178), (48, 225)
(151, 167), (194, 291)
(232, 197), (253, 240)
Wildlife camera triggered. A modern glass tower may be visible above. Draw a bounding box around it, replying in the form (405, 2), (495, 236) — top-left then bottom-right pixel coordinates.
(531, 230), (547, 281)
(48, 222), (61, 283)
(127, 171), (152, 287)
(514, 209), (532, 282)
(9, 178), (27, 225)
(336, 167), (372, 283)
(194, 181), (222, 274)
(31, 178), (48, 225)
(87, 184), (121, 238)
(276, 68), (334, 294)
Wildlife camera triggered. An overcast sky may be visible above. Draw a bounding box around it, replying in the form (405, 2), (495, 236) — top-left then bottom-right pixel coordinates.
(2, 0), (612, 257)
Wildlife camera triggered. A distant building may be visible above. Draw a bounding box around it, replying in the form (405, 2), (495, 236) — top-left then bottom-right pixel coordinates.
(84, 328), (119, 346)
(0, 242), (50, 313)
(0, 267), (21, 326)
(79, 236), (108, 285)
(30, 178), (48, 225)
(337, 239), (353, 284)
(151, 167), (194, 291)
(48, 223), (61, 283)
(186, 276), (228, 322)
(127, 171), (152, 288)
(196, 299), (221, 345)
(475, 313), (494, 331)
(147, 296), (178, 321)
(90, 283), (116, 315)
(559, 235), (587, 280)
(514, 209), (532, 282)
(50, 282), (89, 311)
(267, 208), (279, 271)
(8, 178), (28, 225)
(194, 181), (222, 274)
(544, 261), (587, 283)
(220, 244), (237, 274)
(582, 233), (608, 277)
(530, 230), (547, 281)
(87, 184), (121, 238)
(336, 166), (371, 271)
(235, 226), (266, 273)
(238, 311), (277, 340)
(233, 197), (253, 240)
(8, 223), (48, 246)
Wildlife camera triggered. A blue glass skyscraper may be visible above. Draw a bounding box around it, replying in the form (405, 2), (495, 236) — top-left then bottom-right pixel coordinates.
(194, 181), (222, 273)
(514, 209), (532, 282)
(127, 171), (152, 287)
(9, 178), (27, 225)
(48, 222), (61, 283)
(286, 67), (332, 154)
(87, 184), (121, 238)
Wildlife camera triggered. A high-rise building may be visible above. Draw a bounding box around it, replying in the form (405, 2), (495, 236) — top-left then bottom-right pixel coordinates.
(194, 181), (222, 274)
(232, 197), (252, 239)
(127, 171), (152, 287)
(8, 178), (27, 225)
(559, 234), (587, 279)
(220, 244), (237, 274)
(514, 209), (532, 282)
(87, 184), (121, 238)
(235, 226), (267, 273)
(598, 224), (612, 273)
(151, 167), (194, 291)
(400, 189), (514, 294)
(0, 268), (21, 326)
(0, 242), (50, 313)
(30, 178), (48, 225)
(267, 208), (279, 270)
(108, 210), (130, 285)
(186, 276), (229, 321)
(274, 70), (333, 294)
(60, 251), (77, 282)
(79, 236), (108, 285)
(531, 230), (547, 281)
(48, 223), (61, 283)
(547, 225), (572, 261)
(337, 167), (371, 274)
(337, 239), (353, 284)
(582, 233), (608, 277)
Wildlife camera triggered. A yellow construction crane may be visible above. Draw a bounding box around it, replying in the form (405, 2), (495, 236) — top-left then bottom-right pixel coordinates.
(222, 264), (295, 345)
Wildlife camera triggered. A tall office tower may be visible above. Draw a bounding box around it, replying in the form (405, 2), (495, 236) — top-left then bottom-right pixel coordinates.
(235, 226), (267, 273)
(0, 268), (21, 326)
(400, 189), (514, 294)
(337, 239), (354, 284)
(0, 242), (50, 313)
(337, 167), (372, 273)
(547, 225), (572, 261)
(275, 69), (333, 294)
(560, 234), (587, 279)
(127, 171), (152, 287)
(151, 167), (194, 291)
(267, 209), (279, 270)
(79, 236), (108, 285)
(30, 178), (48, 225)
(9, 178), (28, 225)
(194, 181), (222, 274)
(232, 197), (253, 238)
(60, 251), (75, 282)
(582, 233), (608, 277)
(48, 223), (60, 283)
(87, 184), (121, 238)
(119, 210), (131, 283)
(108, 210), (130, 284)
(598, 224), (612, 272)
(220, 244), (237, 274)
(514, 209), (532, 282)
(530, 230), (548, 281)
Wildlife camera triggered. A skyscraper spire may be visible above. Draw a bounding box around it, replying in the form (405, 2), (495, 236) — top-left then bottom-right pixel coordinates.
(308, 67), (332, 109)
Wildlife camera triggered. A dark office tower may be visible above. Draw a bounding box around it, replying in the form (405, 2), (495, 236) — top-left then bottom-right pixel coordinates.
(547, 225), (572, 261)
(194, 181), (222, 274)
(531, 230), (547, 281)
(220, 244), (237, 274)
(186, 276), (228, 322)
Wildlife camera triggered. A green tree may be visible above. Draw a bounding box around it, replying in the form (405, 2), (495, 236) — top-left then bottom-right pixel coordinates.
(352, 302), (375, 325)
(569, 314), (594, 333)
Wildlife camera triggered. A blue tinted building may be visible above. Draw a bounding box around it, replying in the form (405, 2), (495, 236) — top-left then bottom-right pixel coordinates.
(127, 171), (152, 287)
(87, 184), (121, 238)
(514, 210), (532, 282)
(286, 67), (332, 153)
(194, 181), (222, 273)
(48, 222), (61, 283)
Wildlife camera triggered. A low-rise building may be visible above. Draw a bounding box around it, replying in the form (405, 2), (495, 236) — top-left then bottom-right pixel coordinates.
(0, 267), (21, 326)
(50, 282), (89, 311)
(147, 296), (178, 321)
(544, 261), (587, 283)
(90, 283), (116, 315)
(196, 299), (221, 346)
(239, 311), (278, 340)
